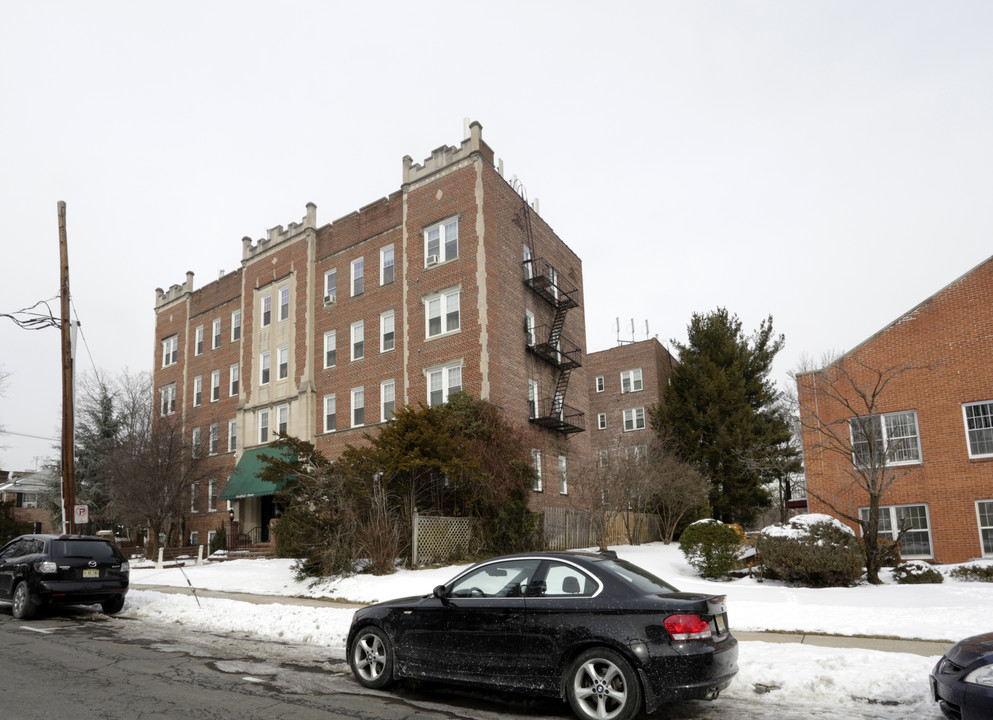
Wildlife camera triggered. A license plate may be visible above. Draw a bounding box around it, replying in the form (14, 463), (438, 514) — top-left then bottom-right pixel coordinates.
(715, 613), (727, 634)
(82, 569), (100, 578)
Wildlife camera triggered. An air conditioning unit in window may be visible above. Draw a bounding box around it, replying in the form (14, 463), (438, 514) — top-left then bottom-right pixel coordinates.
(426, 255), (439, 267)
(324, 294), (336, 306)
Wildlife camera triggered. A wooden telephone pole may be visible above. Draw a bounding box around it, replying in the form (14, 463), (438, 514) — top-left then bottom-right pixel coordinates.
(58, 201), (76, 535)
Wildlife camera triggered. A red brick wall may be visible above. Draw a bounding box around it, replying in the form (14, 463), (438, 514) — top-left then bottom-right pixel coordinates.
(799, 256), (993, 563)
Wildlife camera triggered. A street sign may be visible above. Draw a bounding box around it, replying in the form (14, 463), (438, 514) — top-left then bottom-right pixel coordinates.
(74, 504), (89, 525)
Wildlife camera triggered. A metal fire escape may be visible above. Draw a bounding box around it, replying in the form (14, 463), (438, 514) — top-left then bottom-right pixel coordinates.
(519, 192), (584, 434)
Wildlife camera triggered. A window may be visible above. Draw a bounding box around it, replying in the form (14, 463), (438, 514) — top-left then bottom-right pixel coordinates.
(528, 379), (540, 419)
(212, 318), (221, 349)
(426, 289), (460, 338)
(324, 394), (336, 433)
(227, 419), (237, 453)
(324, 269), (337, 303)
(195, 325), (204, 355)
(964, 402), (993, 458)
(558, 455), (568, 495)
(381, 310), (395, 352)
(192, 427), (201, 458)
(229, 364), (239, 397)
(428, 363), (462, 407)
(351, 257), (364, 296)
(542, 561), (597, 597)
(231, 310), (241, 341)
(210, 370), (220, 402)
(208, 422), (218, 455)
(160, 384), (176, 415)
(598, 412), (607, 430)
(381, 379), (396, 422)
(277, 345), (289, 381)
(850, 410), (921, 466)
(978, 500), (993, 557)
(258, 409), (270, 444)
(324, 330), (337, 368)
(623, 407), (646, 432)
(523, 243), (533, 280)
(351, 387), (365, 427)
(278, 286), (290, 321)
(380, 244), (394, 285)
(532, 449), (542, 491)
(276, 404), (288, 435)
(192, 376), (203, 407)
(595, 375), (605, 393)
(525, 310), (536, 347)
(621, 369), (643, 394)
(450, 558), (540, 599)
(162, 335), (178, 367)
(190, 531), (200, 545)
(208, 479), (218, 512)
(860, 504), (932, 558)
(425, 217), (458, 265)
(351, 320), (364, 360)
(261, 293), (271, 327)
(260, 351), (271, 385)
(190, 480), (200, 513)
(598, 449), (609, 468)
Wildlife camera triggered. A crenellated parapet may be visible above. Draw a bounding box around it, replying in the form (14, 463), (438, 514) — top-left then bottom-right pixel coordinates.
(242, 203), (317, 262)
(402, 120), (493, 186)
(154, 271), (195, 310)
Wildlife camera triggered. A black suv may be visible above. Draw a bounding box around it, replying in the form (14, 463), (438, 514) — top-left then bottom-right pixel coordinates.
(0, 534), (130, 619)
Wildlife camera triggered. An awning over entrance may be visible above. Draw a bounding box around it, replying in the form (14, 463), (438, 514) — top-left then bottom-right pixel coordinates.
(219, 447), (296, 501)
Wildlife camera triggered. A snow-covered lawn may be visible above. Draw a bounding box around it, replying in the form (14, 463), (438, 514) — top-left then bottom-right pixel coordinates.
(126, 542), (993, 718)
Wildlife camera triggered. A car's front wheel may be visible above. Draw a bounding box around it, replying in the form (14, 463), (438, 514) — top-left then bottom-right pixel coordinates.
(11, 582), (38, 620)
(101, 595), (125, 614)
(349, 626), (395, 689)
(566, 647), (642, 720)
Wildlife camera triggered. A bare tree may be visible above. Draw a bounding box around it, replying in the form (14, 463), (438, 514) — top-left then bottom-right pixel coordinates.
(792, 355), (928, 584)
(646, 437), (710, 544)
(568, 455), (617, 552)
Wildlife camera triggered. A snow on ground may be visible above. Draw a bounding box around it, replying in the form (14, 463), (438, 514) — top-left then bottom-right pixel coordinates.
(126, 542), (993, 718)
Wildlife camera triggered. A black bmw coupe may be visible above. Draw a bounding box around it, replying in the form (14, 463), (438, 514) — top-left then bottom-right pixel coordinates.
(346, 551), (738, 720)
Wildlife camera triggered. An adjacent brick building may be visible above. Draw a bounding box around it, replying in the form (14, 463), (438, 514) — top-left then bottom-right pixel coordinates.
(153, 122), (591, 546)
(797, 255), (993, 564)
(586, 339), (676, 464)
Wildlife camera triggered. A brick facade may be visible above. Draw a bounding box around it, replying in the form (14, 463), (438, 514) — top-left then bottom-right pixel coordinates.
(798, 256), (993, 564)
(152, 122), (592, 543)
(586, 339), (676, 463)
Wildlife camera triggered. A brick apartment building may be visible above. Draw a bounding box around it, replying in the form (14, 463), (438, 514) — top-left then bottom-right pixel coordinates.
(0, 470), (58, 534)
(586, 338), (676, 465)
(153, 122), (591, 547)
(797, 255), (993, 564)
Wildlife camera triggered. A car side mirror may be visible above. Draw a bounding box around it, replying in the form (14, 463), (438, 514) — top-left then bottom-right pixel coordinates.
(433, 585), (447, 601)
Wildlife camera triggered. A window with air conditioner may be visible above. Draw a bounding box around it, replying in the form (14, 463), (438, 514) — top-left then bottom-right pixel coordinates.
(424, 217), (458, 266)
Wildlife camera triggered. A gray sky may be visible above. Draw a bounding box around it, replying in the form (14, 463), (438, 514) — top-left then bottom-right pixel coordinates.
(3, 1), (992, 471)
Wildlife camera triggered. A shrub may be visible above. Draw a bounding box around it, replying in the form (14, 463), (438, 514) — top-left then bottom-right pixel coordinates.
(892, 560), (943, 584)
(757, 514), (863, 588)
(950, 564), (993, 582)
(208, 523), (226, 556)
(679, 520), (742, 579)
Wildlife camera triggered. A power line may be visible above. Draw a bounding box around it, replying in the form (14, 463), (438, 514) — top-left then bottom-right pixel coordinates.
(0, 297), (60, 330)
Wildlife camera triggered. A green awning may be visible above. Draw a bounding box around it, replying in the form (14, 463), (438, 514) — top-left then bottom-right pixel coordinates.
(219, 447), (296, 501)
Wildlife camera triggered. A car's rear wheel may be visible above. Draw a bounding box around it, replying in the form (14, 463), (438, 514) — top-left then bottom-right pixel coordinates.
(349, 626), (395, 689)
(11, 582), (38, 620)
(566, 647), (642, 720)
(101, 595), (126, 614)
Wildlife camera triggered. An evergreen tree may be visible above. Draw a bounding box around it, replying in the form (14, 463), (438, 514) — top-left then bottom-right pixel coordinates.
(651, 308), (797, 525)
(74, 378), (122, 530)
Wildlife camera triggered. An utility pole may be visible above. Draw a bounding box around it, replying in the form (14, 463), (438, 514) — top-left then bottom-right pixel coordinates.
(58, 201), (76, 535)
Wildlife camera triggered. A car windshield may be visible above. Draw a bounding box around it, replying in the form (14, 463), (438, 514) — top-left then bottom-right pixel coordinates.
(52, 540), (116, 560)
(597, 558), (679, 594)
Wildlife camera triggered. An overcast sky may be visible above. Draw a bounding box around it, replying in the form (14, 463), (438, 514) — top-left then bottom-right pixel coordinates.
(2, 1), (992, 471)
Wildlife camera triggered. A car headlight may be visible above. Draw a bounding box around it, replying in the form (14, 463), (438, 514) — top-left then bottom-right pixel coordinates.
(965, 664), (993, 687)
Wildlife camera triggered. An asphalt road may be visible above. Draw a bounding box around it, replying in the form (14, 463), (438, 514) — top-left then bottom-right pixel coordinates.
(0, 604), (941, 720)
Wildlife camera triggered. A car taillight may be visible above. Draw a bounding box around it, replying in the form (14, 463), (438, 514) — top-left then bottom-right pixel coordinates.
(120, 560), (130, 574)
(34, 561), (57, 574)
(664, 614), (712, 641)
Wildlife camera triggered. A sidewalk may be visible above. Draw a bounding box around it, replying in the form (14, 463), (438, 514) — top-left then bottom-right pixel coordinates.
(130, 584), (951, 657)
